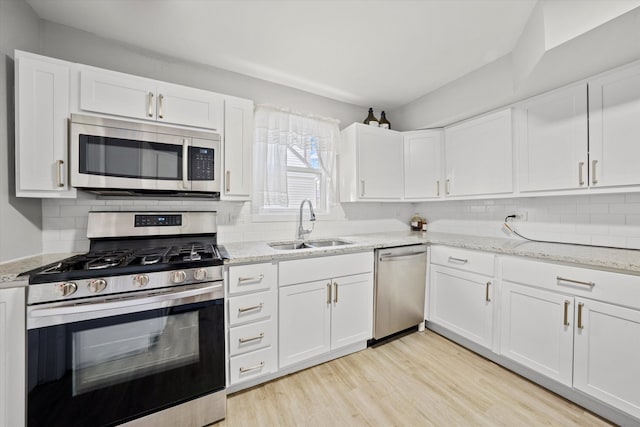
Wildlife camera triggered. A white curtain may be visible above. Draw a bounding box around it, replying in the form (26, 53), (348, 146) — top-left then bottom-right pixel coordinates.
(253, 105), (339, 210)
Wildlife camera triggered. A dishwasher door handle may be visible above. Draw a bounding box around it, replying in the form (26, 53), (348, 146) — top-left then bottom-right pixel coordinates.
(379, 251), (427, 262)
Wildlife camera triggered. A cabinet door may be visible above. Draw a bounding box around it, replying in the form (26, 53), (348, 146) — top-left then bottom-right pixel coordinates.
(80, 67), (156, 120)
(279, 280), (331, 368)
(357, 125), (403, 199)
(444, 109), (513, 197)
(15, 53), (75, 197)
(222, 97), (253, 198)
(574, 299), (640, 418)
(517, 84), (588, 192)
(156, 82), (224, 130)
(330, 273), (373, 349)
(0, 288), (25, 427)
(403, 130), (443, 199)
(589, 63), (640, 188)
(500, 283), (574, 386)
(429, 265), (493, 349)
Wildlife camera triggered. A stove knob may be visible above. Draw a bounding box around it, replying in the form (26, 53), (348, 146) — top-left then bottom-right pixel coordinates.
(88, 279), (107, 293)
(133, 274), (150, 288)
(193, 268), (208, 281)
(171, 270), (187, 284)
(56, 282), (77, 297)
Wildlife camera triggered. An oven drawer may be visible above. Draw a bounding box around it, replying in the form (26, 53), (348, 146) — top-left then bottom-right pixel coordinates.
(228, 262), (277, 295)
(228, 290), (276, 327)
(430, 245), (494, 276)
(228, 319), (276, 356)
(229, 346), (277, 385)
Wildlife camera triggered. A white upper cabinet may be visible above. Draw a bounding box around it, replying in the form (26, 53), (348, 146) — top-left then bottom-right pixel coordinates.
(15, 51), (76, 198)
(222, 97), (253, 199)
(79, 66), (223, 130)
(516, 84), (588, 193)
(403, 129), (443, 200)
(340, 123), (403, 201)
(589, 62), (640, 189)
(444, 109), (513, 197)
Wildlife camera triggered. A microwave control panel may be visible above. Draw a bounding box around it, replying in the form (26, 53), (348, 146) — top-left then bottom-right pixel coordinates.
(189, 147), (215, 181)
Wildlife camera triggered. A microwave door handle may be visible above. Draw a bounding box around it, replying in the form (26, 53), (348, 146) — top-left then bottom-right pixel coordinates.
(182, 139), (190, 190)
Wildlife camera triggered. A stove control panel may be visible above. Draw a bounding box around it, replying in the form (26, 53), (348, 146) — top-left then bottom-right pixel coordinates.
(55, 282), (78, 298)
(88, 279), (108, 293)
(133, 274), (150, 288)
(171, 271), (187, 284)
(134, 214), (182, 227)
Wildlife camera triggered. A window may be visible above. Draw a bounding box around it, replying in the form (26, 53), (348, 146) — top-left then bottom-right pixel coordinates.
(253, 106), (339, 216)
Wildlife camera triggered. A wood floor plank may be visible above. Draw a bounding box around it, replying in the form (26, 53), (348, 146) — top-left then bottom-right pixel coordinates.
(219, 331), (612, 426)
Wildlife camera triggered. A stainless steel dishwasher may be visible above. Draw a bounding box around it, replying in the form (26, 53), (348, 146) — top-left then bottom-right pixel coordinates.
(374, 244), (428, 340)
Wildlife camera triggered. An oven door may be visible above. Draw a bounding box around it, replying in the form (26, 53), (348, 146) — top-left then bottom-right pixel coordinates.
(26, 283), (224, 427)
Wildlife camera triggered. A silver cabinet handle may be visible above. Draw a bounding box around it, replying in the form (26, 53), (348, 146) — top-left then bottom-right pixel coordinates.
(485, 281), (491, 302)
(360, 180), (365, 197)
(333, 282), (338, 303)
(577, 302), (584, 329)
(445, 179), (450, 195)
(436, 180), (440, 196)
(326, 282), (331, 304)
(448, 256), (468, 264)
(147, 92), (154, 117)
(592, 160), (598, 185)
(579, 161), (585, 186)
(56, 160), (64, 188)
(563, 300), (570, 326)
(182, 139), (189, 190)
(158, 93), (164, 119)
(239, 361), (264, 373)
(238, 302), (264, 313)
(238, 332), (264, 343)
(238, 274), (264, 283)
(226, 171), (231, 192)
(379, 251), (427, 262)
(556, 276), (595, 287)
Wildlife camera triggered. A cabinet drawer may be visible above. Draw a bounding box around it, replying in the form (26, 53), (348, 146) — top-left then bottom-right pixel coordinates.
(229, 319), (276, 357)
(229, 346), (277, 385)
(228, 262), (276, 295)
(279, 251), (373, 286)
(430, 246), (494, 276)
(228, 290), (276, 327)
(502, 256), (640, 309)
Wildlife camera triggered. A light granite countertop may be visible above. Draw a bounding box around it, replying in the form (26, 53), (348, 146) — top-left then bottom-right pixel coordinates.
(223, 231), (640, 275)
(0, 253), (76, 289)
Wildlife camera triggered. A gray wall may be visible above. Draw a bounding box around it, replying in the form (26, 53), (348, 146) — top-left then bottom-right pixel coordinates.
(0, 0), (42, 262)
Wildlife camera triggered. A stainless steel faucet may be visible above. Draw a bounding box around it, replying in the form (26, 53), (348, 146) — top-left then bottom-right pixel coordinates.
(297, 199), (316, 240)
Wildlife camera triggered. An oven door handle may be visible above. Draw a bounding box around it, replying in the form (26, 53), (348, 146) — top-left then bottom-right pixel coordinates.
(28, 283), (223, 328)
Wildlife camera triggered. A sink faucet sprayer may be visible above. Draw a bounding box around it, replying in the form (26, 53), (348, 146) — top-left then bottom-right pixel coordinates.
(297, 199), (316, 240)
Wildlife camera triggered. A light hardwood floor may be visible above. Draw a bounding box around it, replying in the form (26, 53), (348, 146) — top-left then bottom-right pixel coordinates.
(220, 330), (612, 426)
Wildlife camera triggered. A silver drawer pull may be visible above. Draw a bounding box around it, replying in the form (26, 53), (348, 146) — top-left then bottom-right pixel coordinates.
(238, 274), (264, 283)
(239, 361), (265, 373)
(448, 256), (468, 264)
(238, 332), (265, 343)
(238, 303), (264, 313)
(556, 276), (595, 287)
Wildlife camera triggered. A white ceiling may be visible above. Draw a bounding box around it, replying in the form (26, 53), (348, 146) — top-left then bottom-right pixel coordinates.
(26, 0), (538, 109)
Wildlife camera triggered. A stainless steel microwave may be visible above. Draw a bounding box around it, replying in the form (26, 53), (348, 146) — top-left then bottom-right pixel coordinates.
(69, 114), (221, 197)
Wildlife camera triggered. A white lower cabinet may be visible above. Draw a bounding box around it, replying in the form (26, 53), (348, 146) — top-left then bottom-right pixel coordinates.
(573, 298), (640, 419)
(0, 287), (25, 427)
(500, 282), (574, 386)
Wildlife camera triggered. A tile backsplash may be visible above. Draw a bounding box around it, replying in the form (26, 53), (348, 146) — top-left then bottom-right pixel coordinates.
(42, 192), (640, 253)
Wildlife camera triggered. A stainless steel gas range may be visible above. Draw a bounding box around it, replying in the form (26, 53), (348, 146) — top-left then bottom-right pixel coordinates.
(23, 211), (227, 427)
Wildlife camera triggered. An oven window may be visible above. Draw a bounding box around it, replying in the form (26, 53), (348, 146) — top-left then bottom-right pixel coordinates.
(79, 135), (182, 180)
(72, 311), (199, 395)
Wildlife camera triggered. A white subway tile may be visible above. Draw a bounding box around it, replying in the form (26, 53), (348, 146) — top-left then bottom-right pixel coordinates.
(60, 205), (92, 217)
(43, 217), (75, 230)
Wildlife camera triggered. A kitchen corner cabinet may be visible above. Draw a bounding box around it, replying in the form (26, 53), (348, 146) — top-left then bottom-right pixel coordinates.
(79, 66), (224, 130)
(15, 50), (76, 198)
(221, 97), (253, 199)
(278, 252), (373, 368)
(515, 83), (588, 193)
(444, 108), (513, 197)
(589, 62), (640, 189)
(403, 129), (443, 199)
(339, 123), (403, 201)
(0, 287), (25, 427)
(429, 246), (495, 349)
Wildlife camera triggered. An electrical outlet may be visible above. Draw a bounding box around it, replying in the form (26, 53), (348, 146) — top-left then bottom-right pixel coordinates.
(513, 212), (528, 221)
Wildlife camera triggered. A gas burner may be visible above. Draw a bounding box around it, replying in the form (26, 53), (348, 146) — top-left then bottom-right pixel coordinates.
(87, 260), (121, 270)
(183, 245), (202, 262)
(141, 255), (162, 265)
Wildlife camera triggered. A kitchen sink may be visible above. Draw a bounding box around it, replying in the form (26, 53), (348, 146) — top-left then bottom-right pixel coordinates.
(268, 239), (353, 250)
